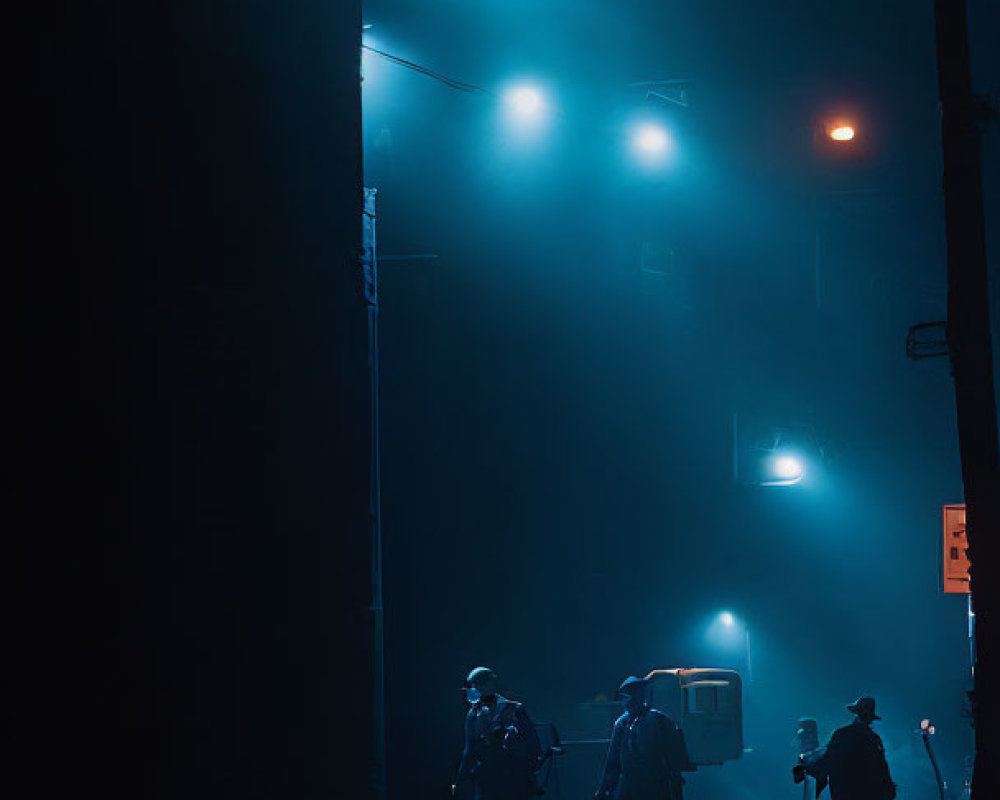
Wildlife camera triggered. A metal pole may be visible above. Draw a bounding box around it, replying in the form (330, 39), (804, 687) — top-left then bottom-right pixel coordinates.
(968, 593), (975, 678)
(732, 412), (740, 484)
(744, 627), (752, 752)
(363, 187), (387, 800)
(745, 628), (752, 684)
(923, 730), (947, 800)
(813, 198), (821, 314)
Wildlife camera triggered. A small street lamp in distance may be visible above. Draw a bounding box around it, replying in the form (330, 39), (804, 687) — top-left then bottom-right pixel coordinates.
(827, 122), (856, 142)
(710, 610), (754, 752)
(819, 114), (861, 149)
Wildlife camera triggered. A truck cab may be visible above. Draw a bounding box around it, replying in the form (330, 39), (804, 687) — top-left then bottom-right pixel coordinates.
(645, 668), (743, 766)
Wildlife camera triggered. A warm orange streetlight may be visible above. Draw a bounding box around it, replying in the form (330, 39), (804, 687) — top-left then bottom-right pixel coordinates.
(827, 123), (856, 142)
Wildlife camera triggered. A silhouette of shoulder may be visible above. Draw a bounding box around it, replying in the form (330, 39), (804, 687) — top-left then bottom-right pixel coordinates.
(828, 722), (882, 753)
(830, 724), (854, 743)
(648, 708), (677, 726)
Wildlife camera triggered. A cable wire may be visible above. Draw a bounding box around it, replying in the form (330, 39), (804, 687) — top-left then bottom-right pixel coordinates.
(362, 44), (492, 96)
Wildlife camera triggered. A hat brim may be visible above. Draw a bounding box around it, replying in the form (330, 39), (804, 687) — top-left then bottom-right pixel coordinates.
(846, 704), (880, 720)
(618, 677), (649, 696)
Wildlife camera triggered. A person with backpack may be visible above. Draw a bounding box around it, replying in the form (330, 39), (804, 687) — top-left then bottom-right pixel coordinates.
(453, 667), (544, 800)
(595, 676), (692, 800)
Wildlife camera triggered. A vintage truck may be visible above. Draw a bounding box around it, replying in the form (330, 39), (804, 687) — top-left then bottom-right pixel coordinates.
(644, 667), (743, 766)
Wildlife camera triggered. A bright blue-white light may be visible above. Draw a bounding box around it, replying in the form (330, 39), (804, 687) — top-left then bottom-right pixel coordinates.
(502, 84), (549, 134)
(763, 453), (804, 486)
(706, 610), (744, 646)
(773, 456), (802, 479)
(636, 124), (668, 153)
(507, 86), (543, 116)
(631, 122), (673, 166)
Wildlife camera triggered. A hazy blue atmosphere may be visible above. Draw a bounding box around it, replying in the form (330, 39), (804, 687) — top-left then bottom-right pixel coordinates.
(361, 2), (999, 797)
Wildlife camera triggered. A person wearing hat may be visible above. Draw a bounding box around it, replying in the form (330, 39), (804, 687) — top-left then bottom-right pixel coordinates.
(793, 696), (896, 800)
(595, 676), (692, 800)
(452, 667), (543, 800)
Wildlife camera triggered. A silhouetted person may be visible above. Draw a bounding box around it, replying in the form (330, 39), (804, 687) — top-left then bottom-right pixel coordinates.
(453, 667), (543, 800)
(793, 696), (896, 800)
(794, 718), (826, 800)
(595, 676), (692, 800)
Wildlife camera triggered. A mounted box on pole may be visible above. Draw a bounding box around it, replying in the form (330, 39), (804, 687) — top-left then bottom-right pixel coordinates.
(942, 504), (970, 595)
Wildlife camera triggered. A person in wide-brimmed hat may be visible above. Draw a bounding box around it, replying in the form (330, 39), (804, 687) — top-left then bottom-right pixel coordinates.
(793, 695), (896, 800)
(846, 696), (881, 722)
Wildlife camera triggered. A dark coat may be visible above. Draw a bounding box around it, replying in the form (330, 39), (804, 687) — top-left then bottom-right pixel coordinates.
(598, 707), (692, 800)
(808, 720), (895, 800)
(455, 696), (543, 800)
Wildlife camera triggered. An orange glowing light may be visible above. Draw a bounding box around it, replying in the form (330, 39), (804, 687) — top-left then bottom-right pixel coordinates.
(828, 125), (856, 142)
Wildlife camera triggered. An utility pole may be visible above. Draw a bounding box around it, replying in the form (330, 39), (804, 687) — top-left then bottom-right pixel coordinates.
(360, 185), (438, 799)
(362, 188), (387, 800)
(932, 2), (1000, 796)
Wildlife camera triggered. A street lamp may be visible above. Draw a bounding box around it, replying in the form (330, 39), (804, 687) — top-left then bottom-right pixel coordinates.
(760, 452), (805, 487)
(827, 123), (856, 142)
(710, 611), (753, 750)
(629, 121), (673, 167)
(501, 82), (551, 137)
(711, 611), (752, 682)
(505, 85), (544, 118)
(821, 115), (859, 144)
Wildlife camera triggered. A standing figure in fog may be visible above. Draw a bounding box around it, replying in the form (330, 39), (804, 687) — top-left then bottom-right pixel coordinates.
(452, 667), (543, 800)
(793, 696), (896, 800)
(793, 718), (826, 800)
(595, 676), (692, 800)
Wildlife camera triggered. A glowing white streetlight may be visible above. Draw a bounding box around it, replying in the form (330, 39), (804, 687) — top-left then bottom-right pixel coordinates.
(710, 611), (752, 685)
(760, 453), (805, 487)
(506, 86), (543, 116)
(501, 83), (550, 136)
(630, 122), (673, 166)
(636, 124), (668, 152)
(773, 455), (803, 480)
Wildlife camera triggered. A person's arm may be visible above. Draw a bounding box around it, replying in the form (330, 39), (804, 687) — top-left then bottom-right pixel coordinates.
(596, 721), (624, 799)
(661, 716), (694, 774)
(513, 705), (544, 769)
(655, 715), (689, 800)
(806, 729), (842, 797)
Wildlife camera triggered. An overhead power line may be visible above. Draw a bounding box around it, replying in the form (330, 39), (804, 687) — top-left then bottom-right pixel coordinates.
(362, 44), (491, 95)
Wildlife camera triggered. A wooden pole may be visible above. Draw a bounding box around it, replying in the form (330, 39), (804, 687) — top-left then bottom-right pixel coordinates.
(932, 1), (1000, 795)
